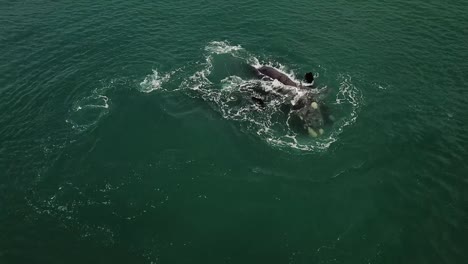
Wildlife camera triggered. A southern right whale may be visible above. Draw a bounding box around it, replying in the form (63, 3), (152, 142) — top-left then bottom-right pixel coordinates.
(248, 65), (332, 137)
(253, 65), (315, 88)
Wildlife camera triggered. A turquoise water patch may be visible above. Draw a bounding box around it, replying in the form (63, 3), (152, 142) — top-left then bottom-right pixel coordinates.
(1, 1), (467, 263)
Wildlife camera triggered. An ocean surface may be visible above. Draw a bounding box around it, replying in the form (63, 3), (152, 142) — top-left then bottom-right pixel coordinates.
(1, 1), (467, 263)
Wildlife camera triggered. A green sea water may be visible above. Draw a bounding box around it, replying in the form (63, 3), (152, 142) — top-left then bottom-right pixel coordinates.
(1, 1), (468, 263)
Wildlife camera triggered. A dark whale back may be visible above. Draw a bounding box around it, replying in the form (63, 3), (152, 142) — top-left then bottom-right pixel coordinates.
(257, 66), (297, 87)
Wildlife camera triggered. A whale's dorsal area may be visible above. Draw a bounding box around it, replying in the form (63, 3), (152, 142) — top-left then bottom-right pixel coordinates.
(257, 66), (298, 87)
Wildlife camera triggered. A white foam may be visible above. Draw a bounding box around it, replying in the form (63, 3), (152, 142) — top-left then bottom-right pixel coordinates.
(73, 95), (109, 111)
(67, 87), (112, 132)
(325, 74), (363, 144)
(205, 41), (242, 54)
(139, 69), (174, 93)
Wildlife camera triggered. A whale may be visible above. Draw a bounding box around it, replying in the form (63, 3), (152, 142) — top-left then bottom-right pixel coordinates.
(248, 65), (331, 136)
(252, 65), (314, 88)
(257, 66), (298, 87)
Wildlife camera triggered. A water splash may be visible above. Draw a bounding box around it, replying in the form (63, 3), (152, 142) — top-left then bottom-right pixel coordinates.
(139, 69), (175, 93)
(139, 41), (364, 152)
(204, 40), (242, 54)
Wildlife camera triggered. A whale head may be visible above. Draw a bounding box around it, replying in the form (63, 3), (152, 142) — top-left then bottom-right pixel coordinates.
(292, 95), (326, 136)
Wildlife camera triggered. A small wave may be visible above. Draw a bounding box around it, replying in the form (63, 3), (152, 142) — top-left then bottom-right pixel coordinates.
(336, 74), (363, 126)
(180, 56), (214, 92)
(370, 81), (391, 90)
(66, 87), (111, 132)
(139, 69), (174, 93)
(25, 183), (116, 245)
(205, 40), (242, 55)
(320, 74), (363, 147)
